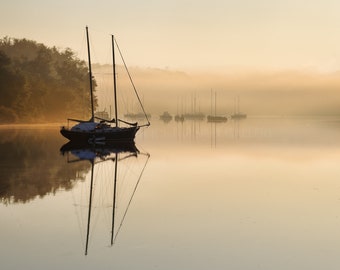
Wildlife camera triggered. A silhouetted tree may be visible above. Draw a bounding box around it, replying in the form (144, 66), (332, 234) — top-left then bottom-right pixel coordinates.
(0, 37), (97, 123)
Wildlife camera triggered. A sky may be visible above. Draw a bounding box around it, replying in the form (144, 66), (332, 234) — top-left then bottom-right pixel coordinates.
(1, 0), (340, 72)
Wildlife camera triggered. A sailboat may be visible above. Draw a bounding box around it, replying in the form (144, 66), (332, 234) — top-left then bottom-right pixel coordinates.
(231, 96), (247, 119)
(60, 141), (150, 255)
(60, 27), (150, 144)
(183, 93), (205, 121)
(207, 90), (228, 123)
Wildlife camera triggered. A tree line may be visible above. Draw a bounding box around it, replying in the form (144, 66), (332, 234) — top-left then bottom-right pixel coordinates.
(0, 37), (97, 123)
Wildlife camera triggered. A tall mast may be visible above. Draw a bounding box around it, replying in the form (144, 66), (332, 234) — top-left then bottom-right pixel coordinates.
(210, 89), (213, 115)
(214, 91), (217, 117)
(86, 26), (95, 121)
(112, 35), (118, 127)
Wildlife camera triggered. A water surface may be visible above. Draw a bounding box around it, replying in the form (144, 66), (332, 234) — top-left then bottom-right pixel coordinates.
(1, 117), (340, 270)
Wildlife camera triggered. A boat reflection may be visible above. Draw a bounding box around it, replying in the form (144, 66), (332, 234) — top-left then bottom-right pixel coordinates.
(60, 141), (150, 255)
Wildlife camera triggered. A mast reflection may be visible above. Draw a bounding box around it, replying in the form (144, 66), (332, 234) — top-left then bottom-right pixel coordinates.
(60, 141), (150, 255)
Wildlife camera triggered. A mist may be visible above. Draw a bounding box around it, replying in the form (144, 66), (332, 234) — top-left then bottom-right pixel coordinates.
(93, 64), (340, 117)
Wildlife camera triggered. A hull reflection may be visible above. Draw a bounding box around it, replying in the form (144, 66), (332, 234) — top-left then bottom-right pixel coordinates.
(60, 140), (139, 158)
(60, 141), (150, 255)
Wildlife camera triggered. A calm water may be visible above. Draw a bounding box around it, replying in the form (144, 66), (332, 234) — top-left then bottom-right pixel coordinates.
(1, 117), (340, 270)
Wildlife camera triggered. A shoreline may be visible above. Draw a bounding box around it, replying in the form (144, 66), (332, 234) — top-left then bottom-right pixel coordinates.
(0, 123), (63, 129)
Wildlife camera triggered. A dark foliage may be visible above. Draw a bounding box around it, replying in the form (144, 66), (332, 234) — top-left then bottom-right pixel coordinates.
(0, 37), (98, 123)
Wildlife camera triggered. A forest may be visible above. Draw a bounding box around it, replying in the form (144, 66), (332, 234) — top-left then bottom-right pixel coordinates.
(0, 37), (97, 123)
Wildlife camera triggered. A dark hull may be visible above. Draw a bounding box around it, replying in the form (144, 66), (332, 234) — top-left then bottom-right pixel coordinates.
(231, 114), (247, 120)
(207, 115), (228, 123)
(60, 126), (140, 144)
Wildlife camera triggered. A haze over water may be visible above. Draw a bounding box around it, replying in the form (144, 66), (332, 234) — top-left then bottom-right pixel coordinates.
(1, 116), (340, 269)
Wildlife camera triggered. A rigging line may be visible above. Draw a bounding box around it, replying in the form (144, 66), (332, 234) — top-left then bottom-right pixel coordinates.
(113, 37), (150, 126)
(113, 154), (150, 243)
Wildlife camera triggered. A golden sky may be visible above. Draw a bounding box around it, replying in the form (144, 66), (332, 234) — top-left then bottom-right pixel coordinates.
(1, 0), (340, 71)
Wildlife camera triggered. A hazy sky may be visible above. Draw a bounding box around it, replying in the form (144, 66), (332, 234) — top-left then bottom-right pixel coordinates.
(2, 0), (340, 71)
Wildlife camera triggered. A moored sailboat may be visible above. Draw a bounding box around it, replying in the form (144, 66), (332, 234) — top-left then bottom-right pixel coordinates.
(231, 96), (247, 119)
(60, 27), (150, 144)
(207, 90), (228, 123)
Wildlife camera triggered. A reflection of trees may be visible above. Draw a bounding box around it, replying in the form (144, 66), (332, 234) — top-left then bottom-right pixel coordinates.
(0, 128), (90, 204)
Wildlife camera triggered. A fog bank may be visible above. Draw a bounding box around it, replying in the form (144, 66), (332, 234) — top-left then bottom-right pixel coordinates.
(93, 65), (340, 117)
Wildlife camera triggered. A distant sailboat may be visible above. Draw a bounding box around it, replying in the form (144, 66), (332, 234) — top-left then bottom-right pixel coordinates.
(174, 114), (185, 122)
(183, 93), (205, 120)
(175, 97), (185, 122)
(231, 96), (247, 119)
(159, 111), (173, 122)
(207, 90), (228, 123)
(60, 27), (150, 144)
